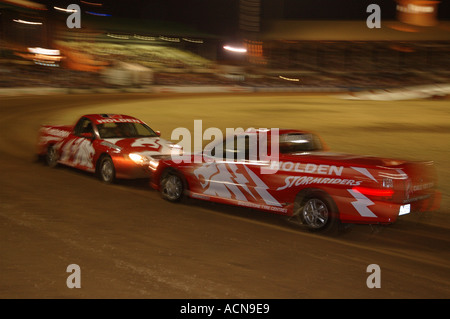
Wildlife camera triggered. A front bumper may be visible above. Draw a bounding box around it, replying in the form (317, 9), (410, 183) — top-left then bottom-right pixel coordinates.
(112, 156), (157, 179)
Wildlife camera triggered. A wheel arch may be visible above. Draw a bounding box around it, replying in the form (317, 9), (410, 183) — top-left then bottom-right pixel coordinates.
(95, 152), (117, 183)
(294, 187), (340, 216)
(39, 142), (55, 158)
(45, 141), (55, 151)
(159, 166), (190, 202)
(159, 166), (189, 190)
(292, 187), (343, 233)
(95, 152), (111, 174)
(43, 142), (61, 167)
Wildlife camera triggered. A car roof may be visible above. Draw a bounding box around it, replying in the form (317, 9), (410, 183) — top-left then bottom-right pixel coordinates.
(242, 128), (314, 136)
(83, 114), (143, 124)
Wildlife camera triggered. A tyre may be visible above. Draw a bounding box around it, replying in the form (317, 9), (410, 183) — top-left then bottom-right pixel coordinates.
(294, 192), (339, 233)
(45, 145), (59, 168)
(160, 171), (185, 202)
(98, 156), (115, 183)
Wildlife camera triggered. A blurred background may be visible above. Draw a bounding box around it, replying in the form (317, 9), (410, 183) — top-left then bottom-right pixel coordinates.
(1, 1), (450, 300)
(0, 0), (448, 93)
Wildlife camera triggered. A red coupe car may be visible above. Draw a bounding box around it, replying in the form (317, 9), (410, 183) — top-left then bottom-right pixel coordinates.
(151, 129), (441, 232)
(37, 114), (176, 183)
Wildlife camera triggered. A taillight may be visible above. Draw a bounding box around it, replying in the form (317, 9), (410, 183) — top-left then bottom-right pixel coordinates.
(352, 186), (394, 197)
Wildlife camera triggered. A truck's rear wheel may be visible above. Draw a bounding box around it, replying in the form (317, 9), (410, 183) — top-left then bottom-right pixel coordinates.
(45, 145), (58, 168)
(294, 192), (339, 233)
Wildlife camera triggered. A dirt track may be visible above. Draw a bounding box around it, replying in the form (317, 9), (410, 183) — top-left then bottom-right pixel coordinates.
(0, 93), (449, 299)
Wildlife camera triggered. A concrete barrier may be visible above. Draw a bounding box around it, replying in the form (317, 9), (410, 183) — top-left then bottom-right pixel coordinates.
(338, 83), (450, 101)
(2, 84), (447, 98)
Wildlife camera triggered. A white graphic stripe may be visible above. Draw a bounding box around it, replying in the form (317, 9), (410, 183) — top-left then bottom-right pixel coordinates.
(193, 163), (282, 207)
(347, 189), (377, 218)
(244, 166), (282, 207)
(351, 167), (378, 183)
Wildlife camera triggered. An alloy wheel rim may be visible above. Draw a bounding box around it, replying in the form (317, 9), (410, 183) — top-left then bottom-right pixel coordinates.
(164, 175), (182, 200)
(102, 160), (113, 181)
(303, 198), (329, 229)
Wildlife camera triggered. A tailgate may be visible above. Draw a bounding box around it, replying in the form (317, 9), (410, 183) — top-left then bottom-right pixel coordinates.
(395, 161), (439, 208)
(37, 125), (72, 154)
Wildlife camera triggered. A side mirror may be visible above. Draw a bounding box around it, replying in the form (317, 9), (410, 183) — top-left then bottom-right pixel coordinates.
(81, 132), (94, 140)
(155, 131), (161, 137)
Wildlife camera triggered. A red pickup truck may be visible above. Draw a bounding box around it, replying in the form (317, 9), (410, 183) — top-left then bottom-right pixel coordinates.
(37, 114), (175, 183)
(150, 129), (441, 232)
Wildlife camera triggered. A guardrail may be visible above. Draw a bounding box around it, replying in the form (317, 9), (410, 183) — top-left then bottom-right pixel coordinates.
(1, 84), (448, 99)
(0, 85), (352, 96)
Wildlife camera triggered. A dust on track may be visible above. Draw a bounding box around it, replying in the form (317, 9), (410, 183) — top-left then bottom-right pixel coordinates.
(1, 93), (449, 299)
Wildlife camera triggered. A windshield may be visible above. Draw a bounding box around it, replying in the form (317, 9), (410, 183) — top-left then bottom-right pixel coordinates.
(97, 122), (158, 139)
(279, 133), (323, 154)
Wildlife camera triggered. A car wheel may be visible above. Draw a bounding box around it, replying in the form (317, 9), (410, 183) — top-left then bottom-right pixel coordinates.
(45, 145), (59, 168)
(295, 193), (339, 233)
(98, 156), (115, 183)
(160, 171), (185, 202)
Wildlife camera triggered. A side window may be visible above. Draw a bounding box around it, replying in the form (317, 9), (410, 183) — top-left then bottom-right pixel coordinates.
(221, 135), (257, 161)
(74, 118), (94, 137)
(279, 133), (323, 154)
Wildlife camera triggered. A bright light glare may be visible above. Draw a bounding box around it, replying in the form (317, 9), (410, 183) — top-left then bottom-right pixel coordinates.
(223, 45), (247, 53)
(279, 75), (300, 82)
(134, 34), (156, 41)
(28, 47), (60, 56)
(129, 153), (147, 165)
(107, 33), (129, 39)
(183, 38), (204, 44)
(54, 6), (78, 13)
(13, 19), (42, 25)
(160, 36), (180, 43)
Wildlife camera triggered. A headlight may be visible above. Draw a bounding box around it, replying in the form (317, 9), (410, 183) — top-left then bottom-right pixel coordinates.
(129, 153), (149, 165)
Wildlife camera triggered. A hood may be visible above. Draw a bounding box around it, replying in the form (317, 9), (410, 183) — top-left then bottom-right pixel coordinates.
(103, 137), (177, 157)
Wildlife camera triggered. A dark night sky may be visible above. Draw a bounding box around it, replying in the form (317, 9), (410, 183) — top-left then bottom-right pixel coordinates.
(284, 0), (398, 19)
(37, 0), (449, 18)
(284, 0), (449, 20)
(33, 0), (450, 35)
